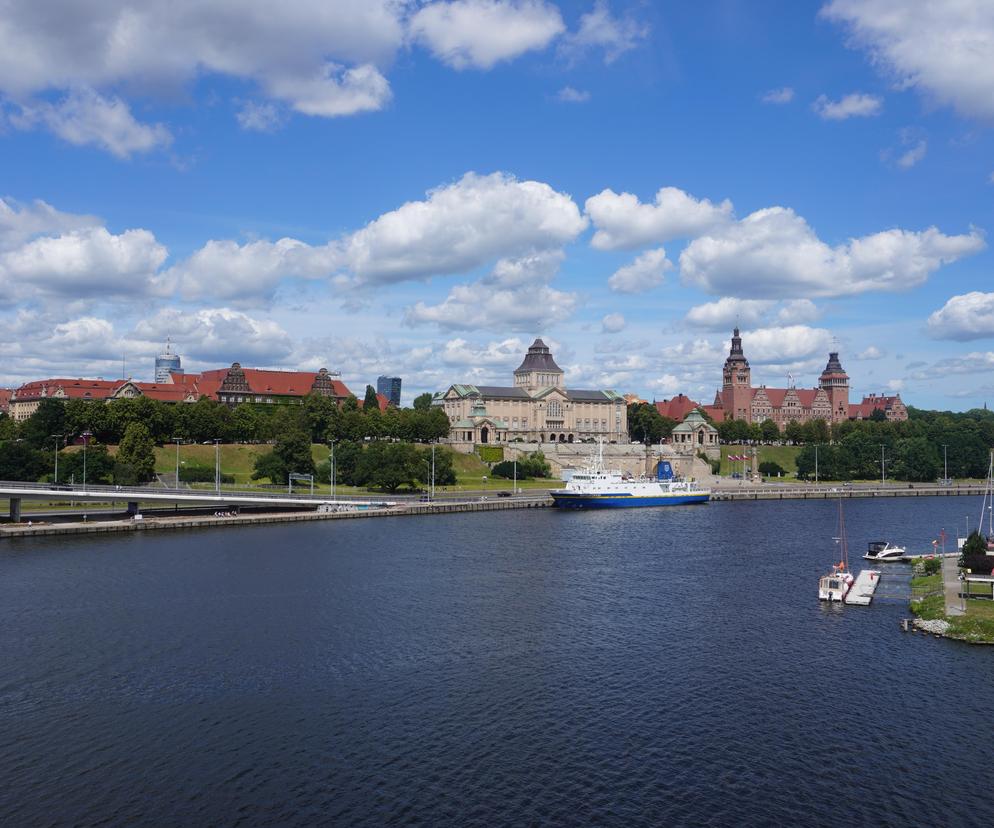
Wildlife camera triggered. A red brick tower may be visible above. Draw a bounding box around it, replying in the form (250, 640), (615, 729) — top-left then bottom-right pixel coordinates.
(818, 351), (850, 423)
(721, 328), (753, 422)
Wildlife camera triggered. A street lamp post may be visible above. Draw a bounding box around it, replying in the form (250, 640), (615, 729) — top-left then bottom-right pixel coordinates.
(431, 441), (436, 500)
(213, 439), (221, 494)
(513, 457), (517, 495)
(943, 444), (949, 484)
(815, 444), (819, 486)
(879, 445), (886, 487)
(172, 437), (183, 488)
(50, 434), (63, 484)
(329, 441), (336, 499)
(81, 431), (93, 490)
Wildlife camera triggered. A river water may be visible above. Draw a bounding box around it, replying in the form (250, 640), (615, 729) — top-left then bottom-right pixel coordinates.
(2, 497), (993, 827)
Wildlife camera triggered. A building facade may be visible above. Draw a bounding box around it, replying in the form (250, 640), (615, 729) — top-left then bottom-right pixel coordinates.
(435, 338), (627, 445)
(377, 375), (402, 407)
(710, 328), (906, 428)
(171, 364), (360, 407)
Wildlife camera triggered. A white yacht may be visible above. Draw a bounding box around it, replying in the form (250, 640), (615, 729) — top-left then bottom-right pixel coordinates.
(863, 541), (906, 562)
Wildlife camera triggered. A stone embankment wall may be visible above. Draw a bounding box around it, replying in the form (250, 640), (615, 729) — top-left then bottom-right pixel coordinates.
(501, 442), (712, 481)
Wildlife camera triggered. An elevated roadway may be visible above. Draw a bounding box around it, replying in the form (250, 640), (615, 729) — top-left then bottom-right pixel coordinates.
(0, 480), (396, 522)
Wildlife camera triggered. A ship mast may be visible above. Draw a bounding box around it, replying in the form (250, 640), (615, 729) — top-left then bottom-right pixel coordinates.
(981, 450), (994, 540)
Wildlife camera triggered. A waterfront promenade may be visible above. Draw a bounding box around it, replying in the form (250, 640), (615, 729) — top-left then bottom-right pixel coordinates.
(2, 477), (988, 539)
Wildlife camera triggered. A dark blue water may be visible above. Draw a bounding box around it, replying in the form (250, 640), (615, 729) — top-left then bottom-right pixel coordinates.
(2, 498), (992, 827)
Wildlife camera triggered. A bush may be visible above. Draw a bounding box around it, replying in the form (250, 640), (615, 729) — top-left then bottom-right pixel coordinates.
(492, 451), (551, 479)
(180, 464), (235, 484)
(759, 461), (785, 477)
(477, 445), (504, 464)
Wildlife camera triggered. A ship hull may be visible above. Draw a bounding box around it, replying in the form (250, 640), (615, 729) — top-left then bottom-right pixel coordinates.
(551, 492), (710, 509)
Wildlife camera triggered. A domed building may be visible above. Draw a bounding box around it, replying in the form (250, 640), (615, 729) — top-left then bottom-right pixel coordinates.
(434, 339), (627, 447)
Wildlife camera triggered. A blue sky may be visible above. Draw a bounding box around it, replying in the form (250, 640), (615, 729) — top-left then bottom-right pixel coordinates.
(1, 0), (993, 409)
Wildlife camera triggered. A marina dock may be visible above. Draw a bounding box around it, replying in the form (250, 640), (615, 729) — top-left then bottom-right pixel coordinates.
(845, 569), (882, 605)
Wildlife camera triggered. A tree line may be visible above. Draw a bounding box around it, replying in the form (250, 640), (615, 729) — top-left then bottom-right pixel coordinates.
(0, 388), (452, 487)
(627, 401), (994, 482)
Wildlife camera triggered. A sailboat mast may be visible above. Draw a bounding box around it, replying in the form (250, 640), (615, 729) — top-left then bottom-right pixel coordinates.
(838, 497), (849, 571)
(985, 450), (994, 539)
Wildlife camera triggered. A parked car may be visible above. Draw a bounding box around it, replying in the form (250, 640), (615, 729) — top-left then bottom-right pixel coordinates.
(497, 490), (512, 498)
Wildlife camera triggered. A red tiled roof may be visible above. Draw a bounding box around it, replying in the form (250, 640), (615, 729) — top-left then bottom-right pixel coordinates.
(357, 392), (390, 412)
(0, 388), (10, 412)
(13, 378), (122, 401)
(655, 393), (701, 421)
(701, 404), (725, 423)
(760, 388), (788, 408)
(794, 389), (820, 407)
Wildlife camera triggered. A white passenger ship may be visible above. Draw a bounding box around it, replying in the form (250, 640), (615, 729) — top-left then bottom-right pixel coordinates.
(551, 443), (710, 509)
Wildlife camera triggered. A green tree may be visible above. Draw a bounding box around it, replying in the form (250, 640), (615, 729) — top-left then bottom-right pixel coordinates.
(363, 385), (380, 411)
(0, 441), (50, 481)
(251, 451), (286, 485)
(274, 429), (315, 478)
(784, 420), (804, 444)
(0, 415), (17, 442)
(413, 392), (434, 410)
(962, 530), (988, 557)
(116, 421), (157, 483)
(60, 443), (114, 484)
(354, 442), (423, 492)
(891, 437), (940, 482)
(419, 445), (456, 486)
(760, 419), (780, 443)
(20, 398), (67, 448)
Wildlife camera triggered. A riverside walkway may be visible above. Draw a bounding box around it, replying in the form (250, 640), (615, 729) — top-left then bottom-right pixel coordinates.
(943, 554), (966, 617)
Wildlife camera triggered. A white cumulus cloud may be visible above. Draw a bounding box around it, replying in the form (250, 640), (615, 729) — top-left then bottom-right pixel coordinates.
(813, 92), (883, 120)
(0, 226), (170, 299)
(607, 247), (672, 293)
(762, 86), (795, 104)
(410, 0), (565, 69)
(735, 325), (834, 365)
(601, 312), (626, 333)
(559, 0), (648, 64)
(927, 291), (994, 340)
(9, 88), (172, 158)
(0, 197), (99, 249)
(342, 171), (587, 285)
(556, 86), (590, 102)
(684, 298), (818, 330)
(679, 206), (984, 298)
(586, 186), (733, 250)
(822, 0), (994, 120)
(134, 307), (294, 364)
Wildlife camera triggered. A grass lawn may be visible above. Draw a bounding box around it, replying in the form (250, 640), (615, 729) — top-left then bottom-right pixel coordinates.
(148, 442), (562, 493)
(719, 445), (801, 476)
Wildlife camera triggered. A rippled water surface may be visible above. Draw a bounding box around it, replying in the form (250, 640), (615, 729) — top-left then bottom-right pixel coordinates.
(3, 497), (994, 826)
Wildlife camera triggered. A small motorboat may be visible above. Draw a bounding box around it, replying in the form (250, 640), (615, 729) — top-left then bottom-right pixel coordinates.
(863, 541), (906, 562)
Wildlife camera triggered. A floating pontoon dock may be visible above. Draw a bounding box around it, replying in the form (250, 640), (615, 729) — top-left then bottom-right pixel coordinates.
(845, 569), (882, 605)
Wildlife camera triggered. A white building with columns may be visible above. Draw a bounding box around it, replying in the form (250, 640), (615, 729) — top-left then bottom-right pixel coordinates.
(434, 338), (628, 447)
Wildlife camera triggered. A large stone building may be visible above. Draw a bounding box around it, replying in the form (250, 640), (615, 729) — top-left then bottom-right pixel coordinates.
(7, 364), (389, 420)
(170, 364), (364, 407)
(7, 378), (198, 420)
(435, 338), (627, 445)
(709, 328), (906, 427)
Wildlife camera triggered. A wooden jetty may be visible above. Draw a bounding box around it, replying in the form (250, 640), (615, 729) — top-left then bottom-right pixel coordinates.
(845, 569), (882, 605)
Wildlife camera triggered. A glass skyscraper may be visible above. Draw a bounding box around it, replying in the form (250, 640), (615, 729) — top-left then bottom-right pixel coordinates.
(376, 375), (401, 407)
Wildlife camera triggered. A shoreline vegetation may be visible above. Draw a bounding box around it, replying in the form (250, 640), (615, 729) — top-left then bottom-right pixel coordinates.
(909, 556), (994, 644)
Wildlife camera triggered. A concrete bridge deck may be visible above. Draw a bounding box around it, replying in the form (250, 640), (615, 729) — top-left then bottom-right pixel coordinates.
(0, 480), (396, 522)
